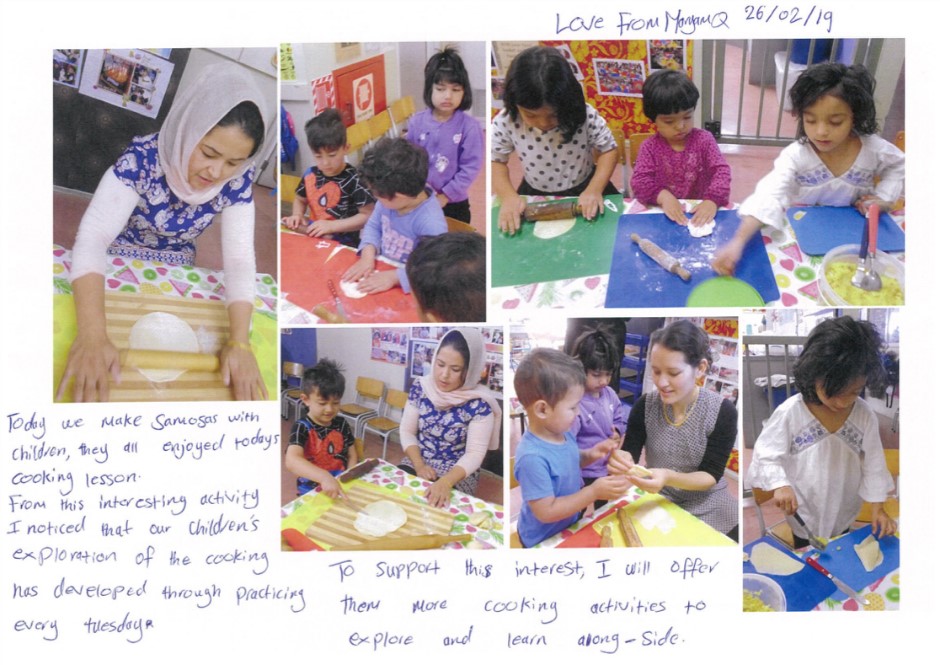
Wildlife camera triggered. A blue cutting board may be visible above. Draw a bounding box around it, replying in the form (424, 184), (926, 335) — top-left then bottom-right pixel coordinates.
(605, 210), (779, 308)
(744, 537), (833, 612)
(787, 206), (905, 255)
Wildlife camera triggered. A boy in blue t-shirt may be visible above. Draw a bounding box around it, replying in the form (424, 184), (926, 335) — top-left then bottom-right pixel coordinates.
(513, 349), (630, 547)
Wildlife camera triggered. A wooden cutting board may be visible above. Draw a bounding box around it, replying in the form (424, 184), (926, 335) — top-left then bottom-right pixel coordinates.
(305, 482), (455, 550)
(104, 291), (233, 402)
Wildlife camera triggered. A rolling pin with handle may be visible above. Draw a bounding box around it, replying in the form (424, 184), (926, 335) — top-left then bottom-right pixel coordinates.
(630, 233), (691, 281)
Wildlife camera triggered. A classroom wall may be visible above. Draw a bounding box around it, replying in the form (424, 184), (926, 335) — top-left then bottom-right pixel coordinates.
(280, 327), (317, 369)
(315, 327), (409, 403)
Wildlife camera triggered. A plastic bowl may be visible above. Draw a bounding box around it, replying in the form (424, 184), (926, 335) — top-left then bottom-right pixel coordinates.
(743, 573), (786, 612)
(818, 244), (905, 306)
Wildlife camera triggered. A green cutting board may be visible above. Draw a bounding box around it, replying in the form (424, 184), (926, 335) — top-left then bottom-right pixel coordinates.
(491, 195), (623, 287)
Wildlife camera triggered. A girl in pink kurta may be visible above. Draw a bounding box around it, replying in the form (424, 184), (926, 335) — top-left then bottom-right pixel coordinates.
(631, 69), (731, 227)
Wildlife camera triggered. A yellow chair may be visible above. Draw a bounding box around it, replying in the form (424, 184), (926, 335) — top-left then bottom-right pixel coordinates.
(279, 174), (301, 205)
(389, 96), (416, 137)
(280, 362), (305, 421)
(629, 132), (654, 167)
(360, 388), (409, 459)
(367, 110), (393, 146)
(445, 216), (476, 234)
(338, 377), (385, 438)
(346, 120), (371, 164)
(612, 128), (629, 194)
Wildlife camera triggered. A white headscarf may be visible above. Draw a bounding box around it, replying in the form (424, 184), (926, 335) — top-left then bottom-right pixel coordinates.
(419, 328), (503, 451)
(158, 62), (271, 206)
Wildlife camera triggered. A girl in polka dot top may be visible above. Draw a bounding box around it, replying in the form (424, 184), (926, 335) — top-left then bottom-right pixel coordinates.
(492, 46), (618, 234)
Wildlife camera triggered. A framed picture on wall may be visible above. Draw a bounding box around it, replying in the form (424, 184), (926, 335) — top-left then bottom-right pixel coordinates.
(53, 49), (84, 88)
(593, 58), (645, 97)
(647, 39), (687, 72)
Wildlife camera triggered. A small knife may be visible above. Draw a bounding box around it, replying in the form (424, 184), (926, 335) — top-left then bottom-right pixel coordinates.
(806, 555), (869, 606)
(327, 279), (348, 320)
(792, 511), (828, 551)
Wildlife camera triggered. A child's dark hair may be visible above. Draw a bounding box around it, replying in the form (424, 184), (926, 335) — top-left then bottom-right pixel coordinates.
(514, 348), (585, 408)
(438, 329), (471, 377)
(217, 101), (265, 157)
(793, 316), (885, 404)
(302, 358), (346, 400)
(642, 69), (700, 121)
(358, 137), (428, 198)
(789, 63), (878, 141)
(304, 108), (347, 152)
(503, 46), (586, 144)
(650, 320), (710, 369)
(424, 47), (473, 112)
(406, 233), (485, 322)
(571, 329), (619, 373)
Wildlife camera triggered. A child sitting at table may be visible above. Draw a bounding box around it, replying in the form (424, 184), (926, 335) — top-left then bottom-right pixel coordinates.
(569, 329), (625, 510)
(342, 138), (447, 294)
(747, 316), (896, 547)
(631, 69), (731, 227)
(285, 359), (358, 498)
(513, 348), (630, 547)
(713, 62), (905, 275)
(281, 108), (375, 247)
(405, 232), (486, 322)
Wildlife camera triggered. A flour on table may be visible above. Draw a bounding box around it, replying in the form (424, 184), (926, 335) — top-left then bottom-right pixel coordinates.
(340, 279), (368, 299)
(750, 542), (804, 575)
(634, 503), (676, 534)
(353, 500), (408, 537)
(127, 312), (200, 383)
(532, 218), (576, 239)
(688, 219), (716, 238)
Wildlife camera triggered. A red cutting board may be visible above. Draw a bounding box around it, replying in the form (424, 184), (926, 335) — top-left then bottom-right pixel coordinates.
(280, 233), (420, 322)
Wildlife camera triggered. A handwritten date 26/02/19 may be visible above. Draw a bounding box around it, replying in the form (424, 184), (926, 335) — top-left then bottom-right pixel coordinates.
(744, 4), (834, 32)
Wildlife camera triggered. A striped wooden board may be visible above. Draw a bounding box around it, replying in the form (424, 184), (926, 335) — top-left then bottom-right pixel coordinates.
(104, 291), (233, 402)
(305, 482), (455, 550)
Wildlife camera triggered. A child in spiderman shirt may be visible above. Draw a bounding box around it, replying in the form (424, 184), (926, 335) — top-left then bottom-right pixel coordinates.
(285, 359), (358, 497)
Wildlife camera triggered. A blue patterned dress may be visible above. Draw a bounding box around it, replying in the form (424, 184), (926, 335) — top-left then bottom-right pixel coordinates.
(409, 381), (492, 494)
(107, 133), (255, 265)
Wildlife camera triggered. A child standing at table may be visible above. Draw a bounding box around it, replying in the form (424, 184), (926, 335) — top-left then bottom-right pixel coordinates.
(281, 108), (375, 247)
(747, 317), (896, 547)
(342, 138), (447, 295)
(713, 62), (905, 275)
(492, 46), (619, 234)
(285, 359), (358, 498)
(406, 47), (483, 224)
(631, 69), (731, 227)
(569, 329), (625, 509)
(513, 348), (629, 547)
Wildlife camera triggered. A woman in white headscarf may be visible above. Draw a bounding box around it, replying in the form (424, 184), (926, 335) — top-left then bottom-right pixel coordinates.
(400, 328), (502, 507)
(57, 63), (272, 402)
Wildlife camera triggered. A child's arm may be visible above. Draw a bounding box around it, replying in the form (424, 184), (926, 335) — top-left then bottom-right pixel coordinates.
(690, 133), (732, 227)
(281, 194), (309, 230)
(439, 116), (484, 208)
(578, 148), (617, 220)
(656, 189), (688, 225)
(284, 446), (343, 498)
(493, 161), (526, 234)
(712, 214), (762, 275)
(307, 203), (375, 238)
(528, 474), (631, 523)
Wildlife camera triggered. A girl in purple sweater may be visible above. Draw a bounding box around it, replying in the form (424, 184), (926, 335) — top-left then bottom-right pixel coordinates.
(406, 47), (483, 224)
(569, 328), (625, 510)
(630, 69), (731, 228)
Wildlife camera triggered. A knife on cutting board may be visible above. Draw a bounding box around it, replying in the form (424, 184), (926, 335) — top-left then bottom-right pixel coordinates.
(335, 458), (380, 510)
(327, 279), (348, 320)
(806, 555), (870, 606)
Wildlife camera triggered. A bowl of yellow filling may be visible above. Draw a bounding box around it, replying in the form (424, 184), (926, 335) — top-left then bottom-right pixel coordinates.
(743, 573), (786, 612)
(819, 244), (905, 306)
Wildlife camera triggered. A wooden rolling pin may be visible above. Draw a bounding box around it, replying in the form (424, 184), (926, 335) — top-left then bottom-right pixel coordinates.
(522, 200), (582, 222)
(630, 233), (691, 281)
(329, 533), (472, 551)
(313, 304), (349, 324)
(616, 508), (643, 547)
(599, 524), (614, 548)
(119, 349), (220, 371)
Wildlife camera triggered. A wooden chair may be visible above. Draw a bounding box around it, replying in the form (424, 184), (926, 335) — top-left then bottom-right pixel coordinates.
(279, 174), (301, 205)
(280, 362), (305, 421)
(346, 120), (371, 164)
(629, 132), (654, 167)
(612, 127), (629, 194)
(389, 96), (416, 137)
(366, 110), (393, 146)
(509, 456), (519, 490)
(338, 377), (385, 438)
(361, 388), (409, 459)
(445, 216), (476, 234)
(612, 129), (654, 197)
(856, 449), (899, 522)
(749, 487), (797, 550)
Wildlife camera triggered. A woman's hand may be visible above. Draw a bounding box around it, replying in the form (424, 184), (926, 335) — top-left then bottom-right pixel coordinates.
(220, 341), (268, 401)
(606, 449), (635, 476)
(870, 503), (897, 539)
(415, 461), (438, 482)
(772, 485), (798, 515)
(498, 193), (527, 235)
(356, 269), (399, 294)
(57, 332), (121, 402)
(627, 468), (669, 494)
(657, 190), (687, 225)
(689, 200), (718, 227)
(425, 477), (454, 508)
(342, 255), (375, 283)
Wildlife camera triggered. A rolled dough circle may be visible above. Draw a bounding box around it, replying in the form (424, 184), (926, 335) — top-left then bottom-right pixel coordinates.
(688, 219), (716, 238)
(532, 218), (576, 239)
(353, 500), (408, 537)
(340, 279), (368, 299)
(750, 541), (804, 575)
(128, 312), (200, 383)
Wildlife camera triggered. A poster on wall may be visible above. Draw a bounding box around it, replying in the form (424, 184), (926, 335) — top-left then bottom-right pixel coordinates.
(53, 49), (84, 87)
(409, 339), (437, 379)
(370, 327), (408, 365)
(647, 39), (687, 72)
(593, 58), (645, 97)
(78, 48), (174, 118)
(311, 73), (335, 115)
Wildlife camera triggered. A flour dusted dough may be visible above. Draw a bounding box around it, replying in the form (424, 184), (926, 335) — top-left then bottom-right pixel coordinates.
(353, 500), (408, 537)
(340, 279), (368, 299)
(750, 542), (804, 576)
(634, 503), (676, 534)
(532, 218), (576, 239)
(128, 312), (200, 382)
(854, 534), (884, 572)
(688, 219), (716, 238)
